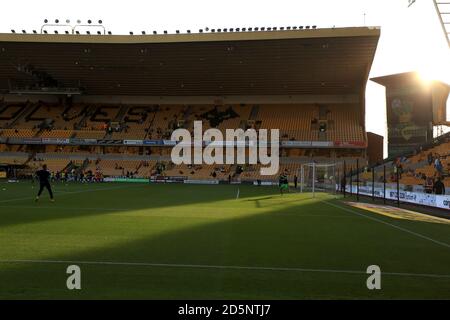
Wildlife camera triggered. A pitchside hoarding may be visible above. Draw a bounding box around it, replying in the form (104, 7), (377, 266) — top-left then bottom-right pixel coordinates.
(344, 185), (450, 210)
(2, 137), (366, 148)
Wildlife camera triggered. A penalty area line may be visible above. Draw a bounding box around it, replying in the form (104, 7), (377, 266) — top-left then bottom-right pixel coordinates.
(0, 259), (449, 279)
(322, 200), (450, 249)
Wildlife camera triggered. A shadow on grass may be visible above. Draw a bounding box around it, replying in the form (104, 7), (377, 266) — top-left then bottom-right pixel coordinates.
(0, 183), (276, 228)
(0, 190), (450, 299)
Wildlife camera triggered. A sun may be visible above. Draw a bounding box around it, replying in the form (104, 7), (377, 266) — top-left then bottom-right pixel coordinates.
(417, 53), (450, 85)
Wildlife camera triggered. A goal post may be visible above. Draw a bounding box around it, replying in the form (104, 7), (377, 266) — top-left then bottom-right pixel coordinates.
(299, 162), (339, 197)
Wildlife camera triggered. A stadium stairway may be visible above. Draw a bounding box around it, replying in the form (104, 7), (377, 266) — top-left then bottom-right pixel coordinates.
(249, 105), (260, 120)
(113, 105), (129, 122)
(74, 105), (96, 130)
(5, 101), (33, 129)
(142, 109), (158, 140)
(183, 105), (193, 122)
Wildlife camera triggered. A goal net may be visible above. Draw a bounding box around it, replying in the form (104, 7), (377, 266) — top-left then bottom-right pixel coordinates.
(299, 162), (338, 197)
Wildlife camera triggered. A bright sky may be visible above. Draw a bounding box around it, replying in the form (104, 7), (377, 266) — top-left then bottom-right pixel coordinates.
(2, 0), (450, 155)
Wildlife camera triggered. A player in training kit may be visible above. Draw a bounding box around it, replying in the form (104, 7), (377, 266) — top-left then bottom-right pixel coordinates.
(279, 172), (289, 195)
(35, 164), (54, 202)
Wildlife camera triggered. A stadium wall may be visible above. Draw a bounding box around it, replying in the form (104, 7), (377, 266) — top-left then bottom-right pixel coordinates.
(367, 132), (384, 165)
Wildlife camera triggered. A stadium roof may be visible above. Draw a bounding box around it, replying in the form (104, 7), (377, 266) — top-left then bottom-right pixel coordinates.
(0, 27), (380, 96)
(371, 71), (450, 88)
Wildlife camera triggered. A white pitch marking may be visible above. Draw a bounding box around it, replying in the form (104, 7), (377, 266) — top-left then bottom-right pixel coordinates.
(0, 259), (449, 279)
(0, 205), (127, 211)
(323, 201), (450, 249)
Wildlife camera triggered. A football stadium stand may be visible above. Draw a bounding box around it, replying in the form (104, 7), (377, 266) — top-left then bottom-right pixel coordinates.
(1, 25), (447, 200)
(357, 133), (450, 191)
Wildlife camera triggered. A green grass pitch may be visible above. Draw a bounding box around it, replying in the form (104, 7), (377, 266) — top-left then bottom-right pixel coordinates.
(0, 181), (449, 299)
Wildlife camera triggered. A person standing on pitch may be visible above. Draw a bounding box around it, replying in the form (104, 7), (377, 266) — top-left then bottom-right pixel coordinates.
(279, 171), (289, 195)
(35, 164), (54, 202)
